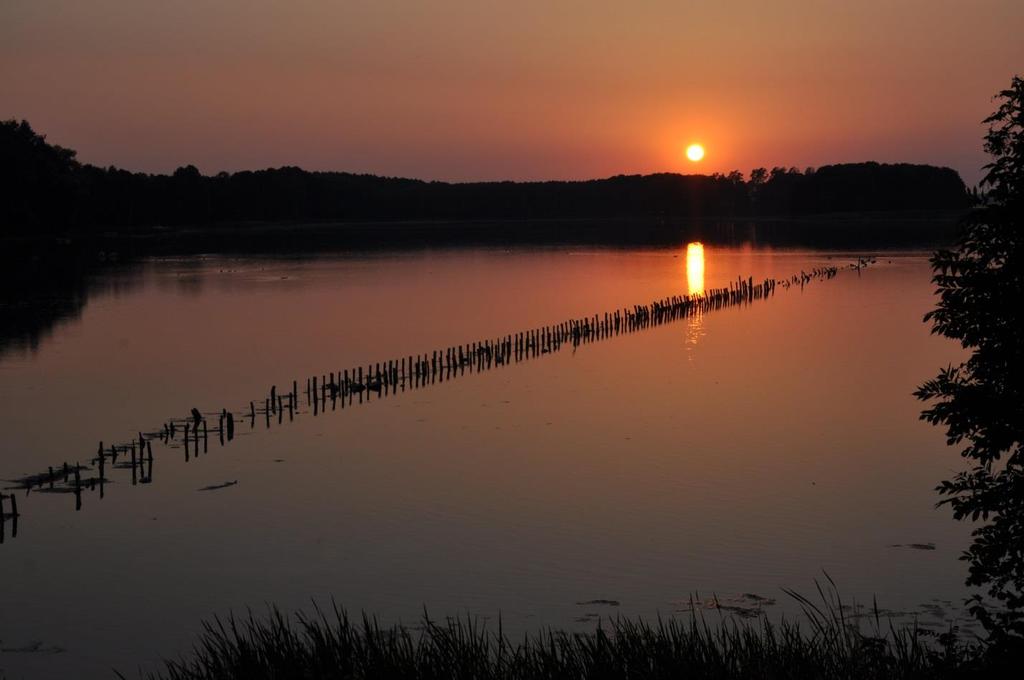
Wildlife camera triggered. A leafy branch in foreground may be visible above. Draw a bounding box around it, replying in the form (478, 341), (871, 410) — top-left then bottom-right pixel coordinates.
(917, 75), (1024, 644)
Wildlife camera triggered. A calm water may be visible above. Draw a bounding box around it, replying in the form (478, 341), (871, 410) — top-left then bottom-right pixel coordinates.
(0, 243), (970, 678)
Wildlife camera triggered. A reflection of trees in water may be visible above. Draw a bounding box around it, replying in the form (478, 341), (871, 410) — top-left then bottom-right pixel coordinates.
(0, 278), (89, 356)
(918, 76), (1024, 645)
(0, 252), (143, 359)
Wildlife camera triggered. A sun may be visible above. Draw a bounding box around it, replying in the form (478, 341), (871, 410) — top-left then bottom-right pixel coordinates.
(685, 143), (705, 162)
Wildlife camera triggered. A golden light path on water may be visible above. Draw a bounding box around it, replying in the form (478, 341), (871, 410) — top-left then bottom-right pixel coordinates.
(686, 242), (705, 295)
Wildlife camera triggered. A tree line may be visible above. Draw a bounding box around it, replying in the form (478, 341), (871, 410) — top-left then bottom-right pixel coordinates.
(1, 119), (970, 236)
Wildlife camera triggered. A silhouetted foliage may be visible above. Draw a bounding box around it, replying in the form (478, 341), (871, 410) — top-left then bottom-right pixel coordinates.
(1, 119), (969, 237)
(0, 119), (80, 231)
(917, 76), (1024, 645)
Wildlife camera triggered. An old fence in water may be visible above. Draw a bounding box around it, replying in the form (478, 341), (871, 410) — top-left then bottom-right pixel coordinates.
(0, 259), (873, 542)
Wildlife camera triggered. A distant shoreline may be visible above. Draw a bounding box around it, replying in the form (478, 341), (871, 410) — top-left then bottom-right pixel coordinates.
(2, 209), (966, 262)
(3, 122), (973, 243)
(143, 207), (969, 232)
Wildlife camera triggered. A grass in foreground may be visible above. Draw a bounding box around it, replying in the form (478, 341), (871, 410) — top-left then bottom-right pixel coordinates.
(129, 584), (1013, 679)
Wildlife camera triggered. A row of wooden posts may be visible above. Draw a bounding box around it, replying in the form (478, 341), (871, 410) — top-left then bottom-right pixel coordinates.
(1, 261), (862, 539)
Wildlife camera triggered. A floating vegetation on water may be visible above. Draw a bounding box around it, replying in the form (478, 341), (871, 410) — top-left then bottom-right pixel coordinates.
(198, 481), (238, 492)
(576, 599), (621, 607)
(673, 593), (778, 619)
(890, 543), (938, 551)
(0, 640), (66, 654)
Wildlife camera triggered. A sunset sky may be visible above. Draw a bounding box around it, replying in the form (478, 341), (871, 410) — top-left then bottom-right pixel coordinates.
(3, 1), (1022, 185)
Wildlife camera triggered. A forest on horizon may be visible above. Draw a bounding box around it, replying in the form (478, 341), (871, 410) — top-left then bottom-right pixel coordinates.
(1, 119), (972, 236)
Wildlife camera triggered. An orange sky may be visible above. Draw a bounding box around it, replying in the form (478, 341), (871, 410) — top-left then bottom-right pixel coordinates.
(2, 1), (1022, 185)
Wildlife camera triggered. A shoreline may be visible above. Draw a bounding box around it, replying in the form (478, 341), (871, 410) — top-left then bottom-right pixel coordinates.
(1, 210), (965, 262)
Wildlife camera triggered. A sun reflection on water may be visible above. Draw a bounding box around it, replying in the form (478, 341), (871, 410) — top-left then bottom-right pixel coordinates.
(686, 242), (705, 295)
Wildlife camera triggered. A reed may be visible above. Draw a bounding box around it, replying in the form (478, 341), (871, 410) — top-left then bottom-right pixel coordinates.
(133, 582), (995, 680)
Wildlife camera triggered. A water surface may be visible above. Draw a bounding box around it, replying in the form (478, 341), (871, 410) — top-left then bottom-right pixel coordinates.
(0, 243), (969, 679)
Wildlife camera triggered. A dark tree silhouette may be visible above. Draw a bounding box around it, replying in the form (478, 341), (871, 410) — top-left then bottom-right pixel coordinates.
(0, 119), (969, 237)
(0, 119), (80, 233)
(917, 75), (1024, 644)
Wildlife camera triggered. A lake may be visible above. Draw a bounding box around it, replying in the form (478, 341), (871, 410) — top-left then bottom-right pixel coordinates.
(0, 240), (971, 679)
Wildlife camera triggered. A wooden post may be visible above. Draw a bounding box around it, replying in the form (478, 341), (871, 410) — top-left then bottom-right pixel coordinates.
(74, 462), (82, 510)
(98, 451), (105, 498)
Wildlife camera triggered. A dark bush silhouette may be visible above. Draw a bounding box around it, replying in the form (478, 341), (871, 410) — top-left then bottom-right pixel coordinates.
(1, 119), (969, 237)
(917, 75), (1024, 645)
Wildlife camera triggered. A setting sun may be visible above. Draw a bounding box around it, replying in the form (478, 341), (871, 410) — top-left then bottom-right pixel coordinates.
(685, 144), (705, 162)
